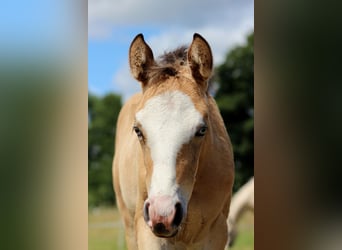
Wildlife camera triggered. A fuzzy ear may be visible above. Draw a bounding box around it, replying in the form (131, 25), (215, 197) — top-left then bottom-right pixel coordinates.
(188, 33), (213, 85)
(129, 34), (154, 85)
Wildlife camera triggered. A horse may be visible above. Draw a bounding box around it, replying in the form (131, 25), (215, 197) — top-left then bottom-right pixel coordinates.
(227, 177), (254, 247)
(113, 33), (234, 250)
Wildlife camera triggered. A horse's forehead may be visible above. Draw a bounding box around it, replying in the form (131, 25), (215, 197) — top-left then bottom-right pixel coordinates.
(136, 90), (205, 125)
(138, 76), (208, 113)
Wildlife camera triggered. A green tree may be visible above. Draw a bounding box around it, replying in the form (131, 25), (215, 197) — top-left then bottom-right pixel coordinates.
(214, 32), (254, 192)
(88, 93), (122, 207)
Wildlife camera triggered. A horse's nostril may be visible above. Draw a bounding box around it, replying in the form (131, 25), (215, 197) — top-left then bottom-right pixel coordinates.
(143, 201), (150, 223)
(173, 202), (183, 227)
(153, 222), (167, 235)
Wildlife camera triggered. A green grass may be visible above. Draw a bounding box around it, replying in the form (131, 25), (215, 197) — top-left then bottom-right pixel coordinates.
(89, 207), (126, 250)
(89, 207), (254, 250)
(230, 211), (254, 250)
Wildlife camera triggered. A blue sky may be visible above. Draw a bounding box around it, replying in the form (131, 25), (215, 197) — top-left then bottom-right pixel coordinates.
(0, 0), (82, 63)
(88, 26), (161, 96)
(88, 0), (254, 101)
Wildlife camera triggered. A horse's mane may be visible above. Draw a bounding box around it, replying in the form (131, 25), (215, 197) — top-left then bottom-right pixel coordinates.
(147, 46), (188, 84)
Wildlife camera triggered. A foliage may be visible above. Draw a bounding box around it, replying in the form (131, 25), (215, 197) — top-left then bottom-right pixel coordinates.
(214, 32), (254, 192)
(88, 93), (122, 207)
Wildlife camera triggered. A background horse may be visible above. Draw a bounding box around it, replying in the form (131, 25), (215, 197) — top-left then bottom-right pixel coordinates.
(113, 33), (234, 249)
(227, 177), (254, 247)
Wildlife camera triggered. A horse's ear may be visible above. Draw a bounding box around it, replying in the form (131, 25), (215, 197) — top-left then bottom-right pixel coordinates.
(129, 34), (154, 86)
(188, 33), (213, 87)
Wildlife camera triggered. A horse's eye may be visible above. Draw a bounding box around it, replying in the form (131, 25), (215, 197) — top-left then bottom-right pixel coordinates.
(195, 126), (207, 137)
(133, 126), (144, 140)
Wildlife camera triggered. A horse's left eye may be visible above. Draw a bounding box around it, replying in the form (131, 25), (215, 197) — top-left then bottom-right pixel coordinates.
(195, 126), (207, 137)
(133, 126), (144, 140)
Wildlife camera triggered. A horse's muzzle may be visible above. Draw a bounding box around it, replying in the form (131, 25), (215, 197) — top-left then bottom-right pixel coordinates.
(143, 196), (184, 238)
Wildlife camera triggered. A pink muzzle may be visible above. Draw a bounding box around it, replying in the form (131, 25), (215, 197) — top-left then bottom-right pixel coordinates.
(143, 195), (184, 237)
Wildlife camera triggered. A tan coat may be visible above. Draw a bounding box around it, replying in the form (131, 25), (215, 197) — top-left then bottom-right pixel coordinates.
(113, 33), (234, 250)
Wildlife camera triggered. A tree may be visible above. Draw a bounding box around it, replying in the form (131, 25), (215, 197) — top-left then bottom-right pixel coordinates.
(88, 93), (122, 207)
(214, 32), (254, 192)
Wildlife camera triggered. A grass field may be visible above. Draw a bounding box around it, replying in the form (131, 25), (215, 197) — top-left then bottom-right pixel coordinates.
(89, 207), (253, 250)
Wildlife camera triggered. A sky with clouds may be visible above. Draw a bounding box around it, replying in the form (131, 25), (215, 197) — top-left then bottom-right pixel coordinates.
(88, 0), (254, 101)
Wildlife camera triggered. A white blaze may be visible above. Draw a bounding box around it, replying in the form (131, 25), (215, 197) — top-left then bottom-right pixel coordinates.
(135, 90), (203, 197)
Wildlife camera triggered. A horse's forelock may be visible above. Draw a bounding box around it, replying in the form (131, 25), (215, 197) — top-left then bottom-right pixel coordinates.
(158, 46), (188, 65)
(145, 46), (188, 84)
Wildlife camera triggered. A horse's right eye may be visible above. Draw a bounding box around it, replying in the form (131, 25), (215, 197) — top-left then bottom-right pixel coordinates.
(195, 126), (207, 137)
(133, 126), (144, 140)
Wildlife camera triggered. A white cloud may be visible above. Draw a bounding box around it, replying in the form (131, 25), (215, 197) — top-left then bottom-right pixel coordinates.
(89, 0), (254, 101)
(112, 25), (253, 102)
(113, 64), (141, 102)
(88, 83), (104, 96)
(90, 0), (234, 26)
(146, 23), (253, 66)
(88, 0), (253, 41)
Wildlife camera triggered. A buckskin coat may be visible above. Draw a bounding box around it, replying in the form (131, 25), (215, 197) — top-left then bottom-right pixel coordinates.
(113, 33), (234, 250)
